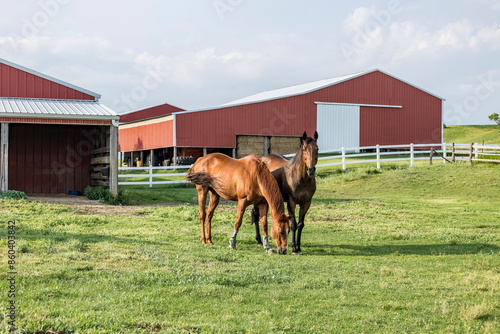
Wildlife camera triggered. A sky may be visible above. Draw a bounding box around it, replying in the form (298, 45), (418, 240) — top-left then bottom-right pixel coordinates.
(1, 0), (499, 125)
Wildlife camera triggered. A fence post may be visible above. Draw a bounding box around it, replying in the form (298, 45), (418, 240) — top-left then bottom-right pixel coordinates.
(469, 143), (473, 165)
(442, 142), (447, 164)
(149, 163), (153, 188)
(452, 143), (455, 163)
(342, 147), (346, 170)
(429, 148), (433, 165)
(376, 145), (381, 169)
(410, 143), (414, 166)
(474, 143), (479, 159)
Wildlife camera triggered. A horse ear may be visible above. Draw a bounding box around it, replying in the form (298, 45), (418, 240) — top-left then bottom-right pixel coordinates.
(301, 131), (307, 144)
(314, 131), (318, 141)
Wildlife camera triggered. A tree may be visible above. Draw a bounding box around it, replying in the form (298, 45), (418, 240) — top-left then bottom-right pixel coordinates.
(488, 113), (500, 127)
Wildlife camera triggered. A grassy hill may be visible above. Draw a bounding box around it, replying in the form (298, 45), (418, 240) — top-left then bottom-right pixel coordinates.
(444, 125), (500, 144)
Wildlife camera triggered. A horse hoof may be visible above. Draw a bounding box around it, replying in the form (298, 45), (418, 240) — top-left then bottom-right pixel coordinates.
(267, 249), (276, 255)
(257, 243), (263, 248)
(229, 245), (236, 250)
(291, 251), (301, 255)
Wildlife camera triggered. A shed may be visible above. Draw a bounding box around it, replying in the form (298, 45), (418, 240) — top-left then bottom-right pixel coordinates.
(119, 69), (445, 163)
(0, 58), (119, 195)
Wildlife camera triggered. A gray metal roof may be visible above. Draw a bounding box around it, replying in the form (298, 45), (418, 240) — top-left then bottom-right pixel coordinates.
(0, 98), (119, 120)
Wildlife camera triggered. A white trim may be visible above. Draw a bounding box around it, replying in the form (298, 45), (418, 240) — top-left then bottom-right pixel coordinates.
(0, 112), (119, 121)
(0, 57), (101, 100)
(315, 102), (402, 109)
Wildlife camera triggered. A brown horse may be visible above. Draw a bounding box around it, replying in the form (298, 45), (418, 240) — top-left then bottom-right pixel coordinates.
(252, 131), (318, 254)
(186, 153), (290, 254)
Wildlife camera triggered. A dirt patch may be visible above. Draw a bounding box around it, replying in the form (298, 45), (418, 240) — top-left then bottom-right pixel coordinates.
(27, 194), (182, 216)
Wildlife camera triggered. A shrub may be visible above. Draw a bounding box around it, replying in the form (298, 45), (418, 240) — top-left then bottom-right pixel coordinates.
(84, 186), (129, 205)
(84, 186), (109, 200)
(0, 190), (27, 200)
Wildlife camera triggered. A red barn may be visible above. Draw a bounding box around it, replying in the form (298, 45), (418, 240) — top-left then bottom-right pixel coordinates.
(119, 69), (444, 165)
(0, 58), (119, 195)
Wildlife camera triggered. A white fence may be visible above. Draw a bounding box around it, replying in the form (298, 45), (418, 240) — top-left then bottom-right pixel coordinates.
(118, 142), (499, 187)
(118, 165), (191, 187)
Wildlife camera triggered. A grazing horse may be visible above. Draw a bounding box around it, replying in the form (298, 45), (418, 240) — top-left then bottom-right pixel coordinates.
(252, 131), (318, 254)
(186, 153), (290, 254)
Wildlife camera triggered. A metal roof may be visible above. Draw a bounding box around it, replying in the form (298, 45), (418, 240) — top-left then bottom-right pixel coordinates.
(0, 57), (101, 100)
(220, 71), (366, 107)
(0, 98), (119, 120)
(216, 69), (445, 109)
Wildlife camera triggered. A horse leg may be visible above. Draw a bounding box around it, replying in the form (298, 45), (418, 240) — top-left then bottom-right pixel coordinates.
(196, 185), (208, 244)
(256, 202), (275, 254)
(251, 205), (263, 247)
(205, 189), (220, 245)
(229, 199), (248, 249)
(286, 201), (299, 254)
(296, 201), (311, 254)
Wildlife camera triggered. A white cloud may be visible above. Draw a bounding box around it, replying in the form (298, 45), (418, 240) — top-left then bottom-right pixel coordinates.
(389, 19), (500, 61)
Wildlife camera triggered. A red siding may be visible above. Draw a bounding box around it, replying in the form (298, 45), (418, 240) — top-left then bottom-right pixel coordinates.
(176, 70), (442, 148)
(9, 124), (95, 194)
(119, 119), (174, 152)
(0, 63), (96, 100)
(307, 71), (443, 146)
(120, 103), (184, 123)
(176, 96), (317, 148)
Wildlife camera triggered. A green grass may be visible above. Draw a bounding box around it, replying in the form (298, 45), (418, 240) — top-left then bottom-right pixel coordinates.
(1, 163), (500, 333)
(126, 183), (198, 205)
(444, 125), (500, 144)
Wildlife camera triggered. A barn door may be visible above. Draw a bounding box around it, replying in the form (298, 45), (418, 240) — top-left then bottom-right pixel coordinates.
(316, 104), (360, 152)
(8, 124), (94, 194)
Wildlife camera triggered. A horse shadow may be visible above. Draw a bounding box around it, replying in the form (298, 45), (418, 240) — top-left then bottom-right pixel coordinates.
(305, 242), (500, 257)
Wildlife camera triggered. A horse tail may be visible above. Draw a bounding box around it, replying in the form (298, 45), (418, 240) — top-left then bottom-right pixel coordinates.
(186, 172), (222, 189)
(250, 205), (259, 225)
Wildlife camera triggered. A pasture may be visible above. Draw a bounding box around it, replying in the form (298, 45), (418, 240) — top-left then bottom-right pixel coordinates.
(1, 162), (500, 333)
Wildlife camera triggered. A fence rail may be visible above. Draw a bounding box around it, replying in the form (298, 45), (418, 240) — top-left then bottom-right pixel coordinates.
(118, 142), (500, 187)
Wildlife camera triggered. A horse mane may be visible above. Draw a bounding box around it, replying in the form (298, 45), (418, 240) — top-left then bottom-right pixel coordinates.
(253, 156), (285, 216)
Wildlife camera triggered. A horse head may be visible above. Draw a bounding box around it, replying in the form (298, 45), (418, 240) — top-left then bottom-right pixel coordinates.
(271, 213), (290, 255)
(300, 131), (319, 176)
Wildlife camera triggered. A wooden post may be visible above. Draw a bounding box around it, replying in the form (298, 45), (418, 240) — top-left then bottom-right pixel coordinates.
(469, 143), (473, 165)
(140, 151), (144, 167)
(1, 123), (8, 192)
(429, 148), (433, 165)
(232, 148), (236, 158)
(109, 124), (118, 197)
(150, 149), (154, 166)
(173, 147), (177, 166)
(452, 143), (455, 163)
(203, 147), (207, 156)
(264, 136), (268, 156)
